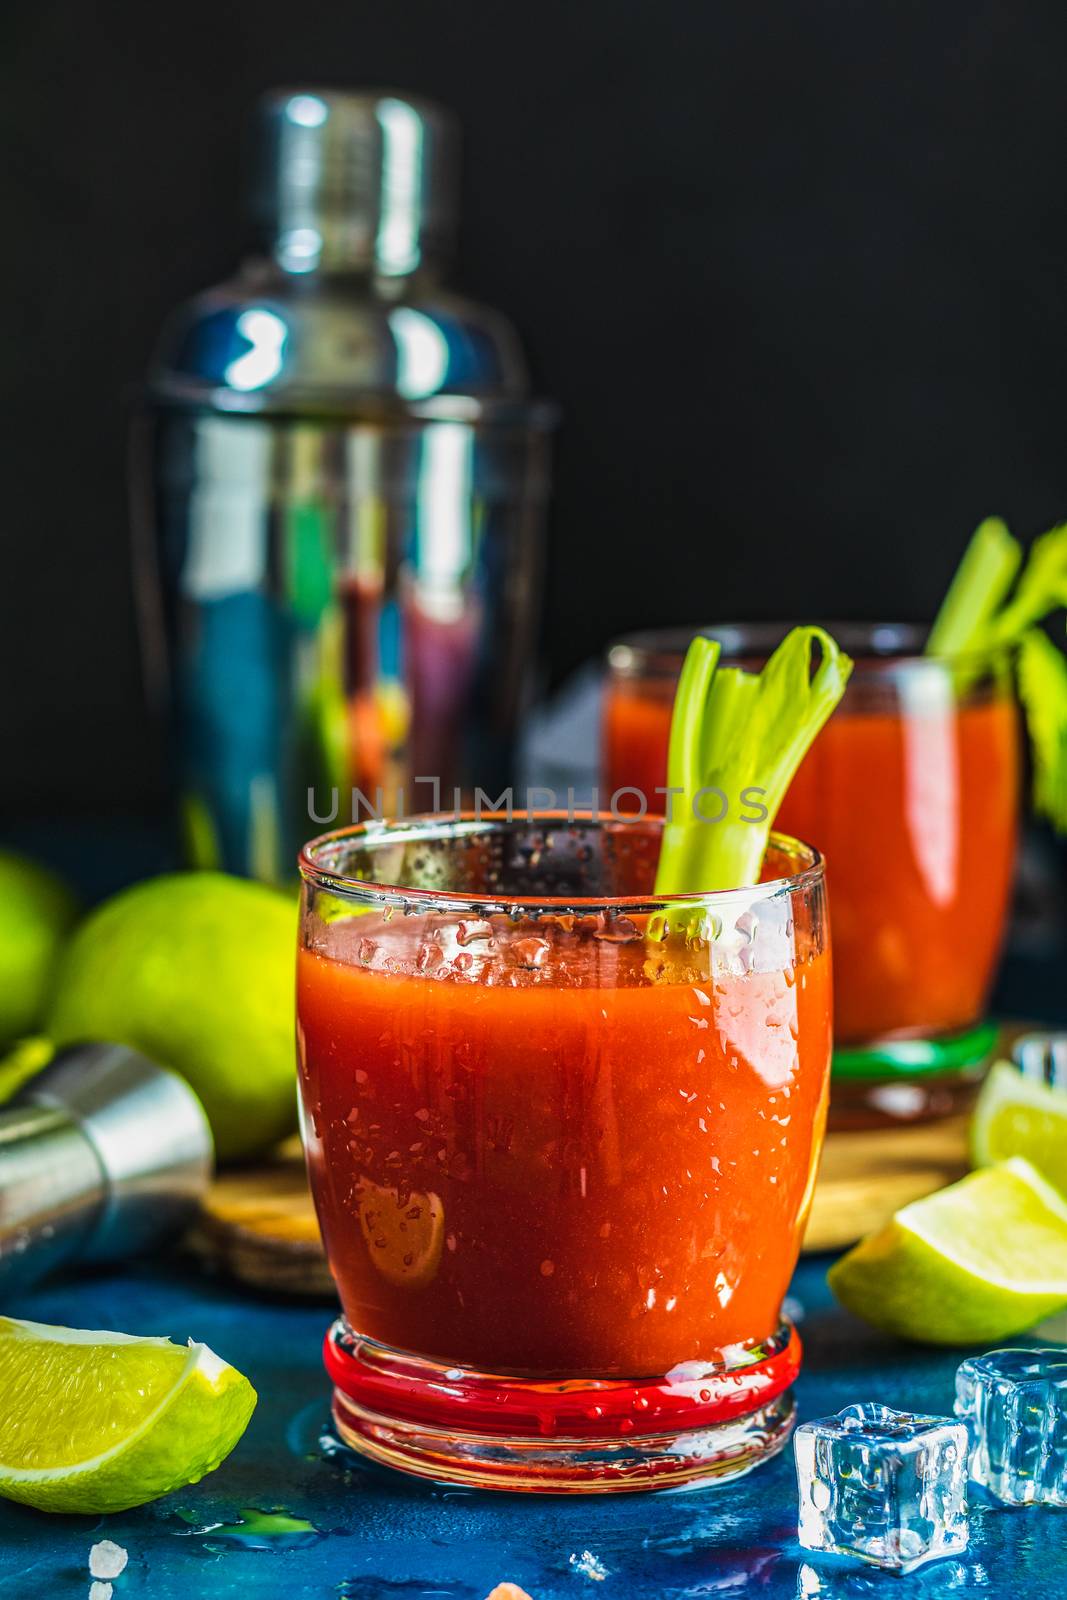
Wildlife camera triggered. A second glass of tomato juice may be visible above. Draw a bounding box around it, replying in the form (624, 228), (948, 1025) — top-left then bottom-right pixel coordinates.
(297, 813), (831, 1491)
(604, 624), (1020, 1121)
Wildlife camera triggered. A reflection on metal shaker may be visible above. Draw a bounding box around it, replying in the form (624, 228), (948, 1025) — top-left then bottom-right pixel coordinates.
(132, 89), (555, 881)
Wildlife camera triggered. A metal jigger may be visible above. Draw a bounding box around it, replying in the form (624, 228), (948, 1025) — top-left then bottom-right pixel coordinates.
(0, 1043), (213, 1292)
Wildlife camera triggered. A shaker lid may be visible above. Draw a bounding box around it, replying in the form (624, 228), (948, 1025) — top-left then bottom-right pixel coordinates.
(251, 89), (458, 276)
(146, 87), (558, 420)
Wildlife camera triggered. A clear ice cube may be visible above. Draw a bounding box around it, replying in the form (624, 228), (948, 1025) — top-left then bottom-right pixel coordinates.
(794, 1402), (969, 1573)
(955, 1347), (1067, 1506)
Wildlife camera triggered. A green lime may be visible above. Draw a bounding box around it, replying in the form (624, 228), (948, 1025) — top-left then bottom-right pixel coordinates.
(972, 1060), (1067, 1194)
(0, 1036), (55, 1102)
(46, 872), (296, 1161)
(828, 1157), (1067, 1345)
(0, 852), (78, 1046)
(0, 1315), (256, 1513)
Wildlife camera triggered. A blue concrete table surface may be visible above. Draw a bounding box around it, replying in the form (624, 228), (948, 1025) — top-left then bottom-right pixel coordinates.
(2, 1255), (1062, 1599)
(2, 809), (1065, 1597)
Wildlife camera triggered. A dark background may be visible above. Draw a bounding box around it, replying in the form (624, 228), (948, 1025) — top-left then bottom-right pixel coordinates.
(3, 0), (1067, 817)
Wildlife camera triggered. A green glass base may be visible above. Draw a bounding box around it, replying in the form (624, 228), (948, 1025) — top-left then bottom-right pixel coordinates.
(829, 1021), (1001, 1130)
(831, 1020), (1001, 1082)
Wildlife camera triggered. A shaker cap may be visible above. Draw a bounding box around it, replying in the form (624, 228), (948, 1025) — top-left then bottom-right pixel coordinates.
(251, 88), (458, 276)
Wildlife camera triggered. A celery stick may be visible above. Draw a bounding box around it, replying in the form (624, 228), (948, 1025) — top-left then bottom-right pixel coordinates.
(928, 518), (1067, 831)
(926, 518), (1067, 659)
(987, 524), (1067, 646)
(1017, 627), (1067, 832)
(654, 627), (853, 895)
(665, 635), (721, 800)
(926, 517), (1021, 658)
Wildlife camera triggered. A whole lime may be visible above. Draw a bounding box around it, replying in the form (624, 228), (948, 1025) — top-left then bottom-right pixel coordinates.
(0, 1036), (56, 1103)
(46, 873), (297, 1161)
(0, 852), (79, 1047)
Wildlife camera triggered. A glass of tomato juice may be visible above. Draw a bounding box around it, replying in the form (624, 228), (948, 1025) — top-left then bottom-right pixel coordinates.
(603, 624), (1020, 1124)
(297, 813), (831, 1492)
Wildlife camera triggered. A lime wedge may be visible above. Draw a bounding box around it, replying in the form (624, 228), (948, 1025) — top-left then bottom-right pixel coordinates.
(972, 1060), (1067, 1194)
(828, 1157), (1067, 1345)
(0, 1317), (256, 1513)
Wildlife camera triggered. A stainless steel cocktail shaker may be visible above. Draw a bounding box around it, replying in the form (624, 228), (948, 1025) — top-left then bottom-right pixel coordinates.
(133, 90), (555, 882)
(0, 1044), (212, 1292)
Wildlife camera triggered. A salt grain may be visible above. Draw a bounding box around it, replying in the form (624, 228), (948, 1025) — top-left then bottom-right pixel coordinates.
(89, 1539), (128, 1579)
(569, 1549), (609, 1581)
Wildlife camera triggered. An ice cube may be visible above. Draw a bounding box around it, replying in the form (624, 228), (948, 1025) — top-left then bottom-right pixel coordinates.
(794, 1402), (969, 1573)
(88, 1540), (128, 1579)
(955, 1347), (1067, 1506)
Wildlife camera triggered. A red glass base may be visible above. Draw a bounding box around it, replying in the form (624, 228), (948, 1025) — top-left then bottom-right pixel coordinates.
(324, 1319), (801, 1493)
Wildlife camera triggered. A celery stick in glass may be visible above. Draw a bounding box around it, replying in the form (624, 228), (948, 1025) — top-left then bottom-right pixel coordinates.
(925, 517), (1021, 659)
(927, 517), (1067, 831)
(654, 626), (853, 896)
(1017, 627), (1067, 832)
(927, 518), (1067, 657)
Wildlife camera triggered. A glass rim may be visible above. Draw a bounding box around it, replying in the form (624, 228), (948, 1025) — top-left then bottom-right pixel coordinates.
(298, 811), (825, 914)
(606, 620), (1016, 677)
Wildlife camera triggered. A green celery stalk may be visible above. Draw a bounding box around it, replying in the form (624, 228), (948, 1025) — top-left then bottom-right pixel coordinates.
(654, 627), (853, 895)
(926, 517), (1067, 658)
(986, 523), (1067, 645)
(927, 517), (1067, 833)
(1017, 627), (1067, 832)
(925, 517), (1021, 658)
(664, 634), (721, 802)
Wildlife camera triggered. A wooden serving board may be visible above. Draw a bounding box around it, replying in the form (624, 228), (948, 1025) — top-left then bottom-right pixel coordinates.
(188, 1116), (972, 1296)
(804, 1113), (970, 1252)
(188, 1136), (336, 1298)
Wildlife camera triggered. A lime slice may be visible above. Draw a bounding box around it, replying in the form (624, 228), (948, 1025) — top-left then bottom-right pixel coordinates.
(828, 1157), (1067, 1345)
(972, 1060), (1067, 1194)
(0, 1316), (256, 1513)
(357, 1179), (444, 1287)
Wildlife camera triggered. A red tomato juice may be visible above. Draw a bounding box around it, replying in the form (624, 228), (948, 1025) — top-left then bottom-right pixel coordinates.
(603, 679), (1019, 1045)
(298, 911), (831, 1377)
